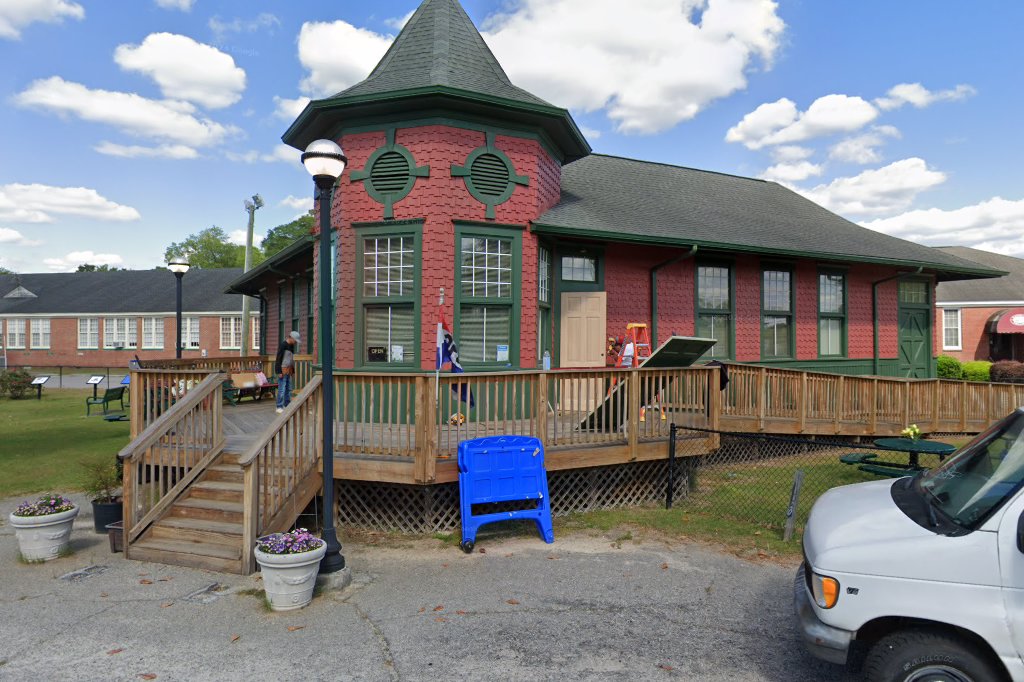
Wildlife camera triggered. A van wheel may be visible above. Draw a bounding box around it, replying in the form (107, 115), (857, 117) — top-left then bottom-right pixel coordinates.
(863, 628), (1004, 682)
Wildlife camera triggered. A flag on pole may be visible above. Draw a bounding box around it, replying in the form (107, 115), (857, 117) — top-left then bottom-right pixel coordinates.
(436, 311), (474, 406)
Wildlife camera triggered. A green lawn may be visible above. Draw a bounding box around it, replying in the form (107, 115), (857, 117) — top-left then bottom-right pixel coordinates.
(0, 389), (130, 497)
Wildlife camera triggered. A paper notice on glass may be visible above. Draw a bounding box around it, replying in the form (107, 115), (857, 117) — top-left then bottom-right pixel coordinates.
(496, 344), (509, 362)
(391, 345), (404, 362)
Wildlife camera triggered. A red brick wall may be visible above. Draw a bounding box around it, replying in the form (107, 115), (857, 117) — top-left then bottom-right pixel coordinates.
(938, 306), (997, 362)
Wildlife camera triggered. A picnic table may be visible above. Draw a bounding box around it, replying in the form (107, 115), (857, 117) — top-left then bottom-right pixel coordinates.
(840, 437), (957, 478)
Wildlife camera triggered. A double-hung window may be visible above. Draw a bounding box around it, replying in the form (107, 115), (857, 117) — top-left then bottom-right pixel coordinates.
(359, 231), (418, 366)
(943, 308), (962, 351)
(761, 268), (793, 359)
(818, 271), (846, 357)
(78, 318), (99, 349)
(6, 318), (26, 349)
(104, 317), (137, 349)
(181, 317), (200, 350)
(30, 319), (50, 349)
(537, 246), (552, 366)
(696, 265), (732, 360)
(251, 316), (261, 353)
(220, 316), (243, 350)
(142, 317), (163, 349)
(457, 229), (518, 365)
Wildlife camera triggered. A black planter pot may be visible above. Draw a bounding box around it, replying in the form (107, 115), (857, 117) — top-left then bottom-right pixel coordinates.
(91, 499), (123, 534)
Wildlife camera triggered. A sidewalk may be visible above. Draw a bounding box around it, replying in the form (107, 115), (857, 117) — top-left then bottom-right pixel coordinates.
(0, 493), (847, 681)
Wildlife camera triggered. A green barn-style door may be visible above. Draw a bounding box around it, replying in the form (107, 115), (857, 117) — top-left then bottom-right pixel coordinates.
(897, 281), (932, 378)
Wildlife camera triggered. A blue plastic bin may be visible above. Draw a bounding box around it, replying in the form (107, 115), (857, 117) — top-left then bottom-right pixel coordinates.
(457, 435), (554, 552)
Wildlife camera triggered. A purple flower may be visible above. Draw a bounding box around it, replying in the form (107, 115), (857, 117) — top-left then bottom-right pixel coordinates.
(256, 528), (324, 555)
(12, 494), (75, 517)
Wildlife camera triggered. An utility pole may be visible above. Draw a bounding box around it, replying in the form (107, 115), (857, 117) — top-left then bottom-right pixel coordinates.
(241, 194), (263, 358)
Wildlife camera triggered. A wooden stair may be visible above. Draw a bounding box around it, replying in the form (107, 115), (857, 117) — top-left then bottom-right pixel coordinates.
(128, 452), (247, 574)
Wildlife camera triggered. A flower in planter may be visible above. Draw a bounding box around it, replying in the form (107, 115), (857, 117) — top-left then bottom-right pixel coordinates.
(13, 494), (75, 517)
(256, 528), (324, 555)
(900, 424), (921, 441)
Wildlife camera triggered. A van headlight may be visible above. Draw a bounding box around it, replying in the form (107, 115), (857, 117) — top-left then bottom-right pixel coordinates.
(810, 572), (840, 609)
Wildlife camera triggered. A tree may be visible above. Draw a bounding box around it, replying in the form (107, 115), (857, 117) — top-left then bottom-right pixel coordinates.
(261, 212), (314, 257)
(0, 266), (13, 275)
(76, 264), (125, 272)
(164, 226), (258, 269)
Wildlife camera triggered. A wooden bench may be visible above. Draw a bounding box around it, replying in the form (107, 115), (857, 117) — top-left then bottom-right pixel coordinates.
(86, 386), (126, 415)
(223, 372), (276, 405)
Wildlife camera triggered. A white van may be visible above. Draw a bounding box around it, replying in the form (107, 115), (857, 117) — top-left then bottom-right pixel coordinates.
(796, 408), (1024, 681)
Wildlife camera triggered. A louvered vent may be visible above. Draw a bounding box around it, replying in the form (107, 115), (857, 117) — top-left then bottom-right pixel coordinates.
(370, 151), (411, 193)
(470, 153), (510, 197)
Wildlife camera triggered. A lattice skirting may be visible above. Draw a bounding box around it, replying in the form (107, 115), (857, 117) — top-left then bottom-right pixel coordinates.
(337, 458), (693, 534)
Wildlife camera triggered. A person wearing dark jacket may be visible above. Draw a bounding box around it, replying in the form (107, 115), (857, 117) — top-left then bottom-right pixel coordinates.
(274, 331), (300, 413)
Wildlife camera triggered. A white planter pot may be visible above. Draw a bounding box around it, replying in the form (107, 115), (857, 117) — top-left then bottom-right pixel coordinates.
(9, 506), (79, 562)
(255, 543), (326, 611)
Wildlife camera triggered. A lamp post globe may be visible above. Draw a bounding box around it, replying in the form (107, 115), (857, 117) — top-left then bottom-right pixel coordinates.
(302, 138), (347, 575)
(167, 259), (190, 359)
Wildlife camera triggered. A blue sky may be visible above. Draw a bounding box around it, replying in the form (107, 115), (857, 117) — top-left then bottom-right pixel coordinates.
(2, 0), (1023, 273)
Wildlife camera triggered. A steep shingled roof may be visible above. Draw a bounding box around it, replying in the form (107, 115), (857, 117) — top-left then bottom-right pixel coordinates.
(535, 154), (1001, 278)
(935, 247), (1024, 302)
(0, 269), (247, 316)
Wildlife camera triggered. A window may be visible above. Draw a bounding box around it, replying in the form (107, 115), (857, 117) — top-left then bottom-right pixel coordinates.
(538, 247), (552, 365)
(30, 319), (50, 349)
(251, 316), (261, 352)
(291, 281), (299, 336)
(103, 317), (137, 349)
(818, 271), (845, 357)
(943, 308), (962, 350)
(306, 279), (314, 354)
(181, 317), (200, 349)
(6, 318), (25, 349)
(459, 233), (516, 364)
(220, 316), (243, 350)
(696, 265), (732, 360)
(761, 268), (793, 359)
(78, 318), (99, 349)
(561, 255), (596, 282)
(359, 234), (417, 365)
(142, 317), (163, 349)
(277, 286), (284, 352)
(899, 281), (929, 305)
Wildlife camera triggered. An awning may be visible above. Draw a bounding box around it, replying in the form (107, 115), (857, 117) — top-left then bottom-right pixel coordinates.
(988, 308), (1024, 334)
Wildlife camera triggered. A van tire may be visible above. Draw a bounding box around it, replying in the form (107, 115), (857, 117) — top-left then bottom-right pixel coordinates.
(863, 628), (1004, 682)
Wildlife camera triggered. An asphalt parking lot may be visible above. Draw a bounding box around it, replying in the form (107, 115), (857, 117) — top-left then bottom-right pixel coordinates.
(0, 493), (851, 681)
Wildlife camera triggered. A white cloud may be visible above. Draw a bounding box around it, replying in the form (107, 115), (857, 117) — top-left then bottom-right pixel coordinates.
(384, 11), (415, 31)
(0, 227), (43, 246)
(297, 20), (393, 96)
(209, 13), (279, 38)
(94, 141), (199, 159)
(0, 183), (141, 223)
(796, 158), (946, 217)
(862, 197), (1024, 257)
(15, 76), (240, 146)
(482, 0), (785, 134)
(0, 0), (83, 40)
(829, 125), (901, 164)
(227, 229), (265, 247)
(44, 251), (125, 272)
(273, 95), (310, 120)
(727, 94), (877, 149)
(114, 33), (246, 109)
(761, 161), (823, 183)
(578, 124), (602, 140)
(875, 82), (976, 111)
(771, 145), (813, 162)
(278, 195), (312, 211)
(226, 144), (298, 165)
(154, 0), (193, 11)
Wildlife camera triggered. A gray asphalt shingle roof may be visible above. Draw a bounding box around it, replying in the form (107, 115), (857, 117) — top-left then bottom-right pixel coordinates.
(935, 247), (1024, 302)
(0, 269), (246, 315)
(535, 154), (1000, 277)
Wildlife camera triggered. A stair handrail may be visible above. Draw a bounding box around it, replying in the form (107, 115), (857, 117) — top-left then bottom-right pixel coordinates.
(119, 372), (226, 546)
(239, 374), (323, 573)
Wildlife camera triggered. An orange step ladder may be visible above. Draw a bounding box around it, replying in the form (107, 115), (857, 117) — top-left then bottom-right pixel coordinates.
(615, 323), (652, 368)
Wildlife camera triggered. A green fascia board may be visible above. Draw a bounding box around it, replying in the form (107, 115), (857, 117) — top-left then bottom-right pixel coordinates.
(282, 86), (591, 163)
(225, 236), (315, 296)
(530, 223), (1004, 279)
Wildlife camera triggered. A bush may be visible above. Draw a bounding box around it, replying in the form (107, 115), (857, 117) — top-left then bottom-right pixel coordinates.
(962, 360), (992, 382)
(0, 368), (33, 399)
(991, 360), (1024, 383)
(936, 355), (963, 380)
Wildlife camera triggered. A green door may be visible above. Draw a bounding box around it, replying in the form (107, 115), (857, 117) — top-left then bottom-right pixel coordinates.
(897, 281), (931, 378)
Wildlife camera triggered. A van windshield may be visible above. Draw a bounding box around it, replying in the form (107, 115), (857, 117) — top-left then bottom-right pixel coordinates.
(916, 410), (1024, 530)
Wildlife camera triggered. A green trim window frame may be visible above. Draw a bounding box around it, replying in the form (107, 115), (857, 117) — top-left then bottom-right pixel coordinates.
(306, 278), (314, 354)
(290, 280), (299, 335)
(277, 285), (284, 352)
(455, 223), (521, 368)
(695, 262), (733, 360)
(818, 270), (846, 358)
(142, 317), (164, 350)
(899, 280), (930, 306)
(761, 266), (794, 360)
(354, 223), (422, 369)
(29, 318), (50, 349)
(78, 317), (99, 349)
(942, 308), (962, 351)
(537, 245), (552, 367)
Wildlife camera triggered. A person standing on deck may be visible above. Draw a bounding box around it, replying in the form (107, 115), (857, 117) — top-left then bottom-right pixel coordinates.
(274, 331), (300, 413)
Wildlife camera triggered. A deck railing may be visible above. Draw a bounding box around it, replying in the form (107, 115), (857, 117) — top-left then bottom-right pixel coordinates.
(239, 375), (323, 573)
(118, 373), (225, 546)
(129, 368), (223, 438)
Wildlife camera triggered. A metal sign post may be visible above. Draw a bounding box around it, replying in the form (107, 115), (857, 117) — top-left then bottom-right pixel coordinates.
(31, 375), (50, 400)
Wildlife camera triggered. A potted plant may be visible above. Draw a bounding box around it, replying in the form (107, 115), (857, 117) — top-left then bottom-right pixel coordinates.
(254, 528), (326, 611)
(9, 493), (79, 562)
(900, 424), (921, 441)
(82, 458), (123, 534)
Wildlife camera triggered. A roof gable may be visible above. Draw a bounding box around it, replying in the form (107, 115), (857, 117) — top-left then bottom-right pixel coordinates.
(936, 247), (1024, 302)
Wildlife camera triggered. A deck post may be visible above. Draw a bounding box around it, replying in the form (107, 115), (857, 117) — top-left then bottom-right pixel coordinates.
(834, 375), (844, 434)
(960, 381), (968, 432)
(870, 378), (878, 434)
(130, 372), (142, 439)
(536, 372), (549, 450)
(758, 367), (767, 431)
(122, 457), (136, 559)
(797, 372), (807, 433)
(987, 382), (995, 425)
(709, 368), (721, 450)
(902, 381), (911, 431)
(242, 464), (257, 574)
(931, 381), (940, 432)
(413, 376), (436, 483)
(628, 370), (640, 460)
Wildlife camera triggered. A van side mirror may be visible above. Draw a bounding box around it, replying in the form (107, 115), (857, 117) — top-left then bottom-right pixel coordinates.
(1018, 512), (1024, 553)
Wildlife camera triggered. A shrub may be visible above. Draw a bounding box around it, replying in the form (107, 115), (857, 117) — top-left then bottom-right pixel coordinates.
(962, 360), (992, 382)
(936, 355), (964, 380)
(0, 368), (33, 399)
(991, 360), (1024, 383)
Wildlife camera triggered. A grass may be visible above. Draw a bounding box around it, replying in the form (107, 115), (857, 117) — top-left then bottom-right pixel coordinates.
(0, 389), (130, 497)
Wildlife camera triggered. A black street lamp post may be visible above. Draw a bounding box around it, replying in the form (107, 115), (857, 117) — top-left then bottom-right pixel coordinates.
(168, 259), (190, 359)
(301, 139), (347, 575)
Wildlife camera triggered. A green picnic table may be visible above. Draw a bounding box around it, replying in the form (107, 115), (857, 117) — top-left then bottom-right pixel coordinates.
(840, 438), (957, 478)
